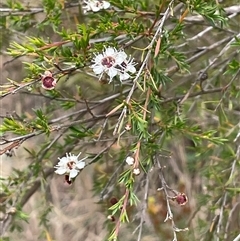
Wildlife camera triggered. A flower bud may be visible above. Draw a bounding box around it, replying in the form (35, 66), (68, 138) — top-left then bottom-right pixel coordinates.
(133, 168), (140, 176)
(174, 193), (188, 206)
(125, 156), (135, 166)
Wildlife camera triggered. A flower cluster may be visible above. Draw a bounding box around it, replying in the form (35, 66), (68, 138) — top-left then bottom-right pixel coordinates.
(83, 0), (110, 13)
(91, 47), (136, 83)
(125, 156), (141, 176)
(54, 152), (87, 182)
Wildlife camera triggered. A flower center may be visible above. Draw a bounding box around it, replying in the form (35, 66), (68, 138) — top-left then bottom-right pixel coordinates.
(101, 56), (115, 68)
(67, 161), (76, 170)
(42, 76), (55, 88)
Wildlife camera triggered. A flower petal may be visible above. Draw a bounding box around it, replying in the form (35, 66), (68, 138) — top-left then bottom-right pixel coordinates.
(55, 168), (67, 175)
(76, 161), (85, 169)
(102, 1), (110, 9)
(69, 169), (79, 179)
(126, 64), (136, 73)
(108, 67), (118, 79)
(119, 72), (130, 81)
(105, 47), (116, 56)
(93, 65), (105, 75)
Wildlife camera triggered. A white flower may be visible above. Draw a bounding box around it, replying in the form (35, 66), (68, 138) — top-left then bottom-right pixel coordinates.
(83, 0), (110, 13)
(91, 47), (136, 83)
(54, 152), (87, 181)
(126, 156), (135, 166)
(91, 47), (126, 82)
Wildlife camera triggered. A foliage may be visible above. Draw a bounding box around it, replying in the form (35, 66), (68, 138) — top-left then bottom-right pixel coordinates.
(0, 0), (240, 241)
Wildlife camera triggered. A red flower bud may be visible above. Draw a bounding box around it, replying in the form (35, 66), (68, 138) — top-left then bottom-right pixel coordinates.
(175, 193), (188, 206)
(110, 197), (118, 206)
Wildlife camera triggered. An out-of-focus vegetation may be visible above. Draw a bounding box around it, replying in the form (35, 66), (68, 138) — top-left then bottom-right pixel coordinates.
(0, 0), (239, 241)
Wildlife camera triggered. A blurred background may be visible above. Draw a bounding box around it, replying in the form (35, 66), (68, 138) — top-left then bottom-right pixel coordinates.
(0, 0), (240, 241)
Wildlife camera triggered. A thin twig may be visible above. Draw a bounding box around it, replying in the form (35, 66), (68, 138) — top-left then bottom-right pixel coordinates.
(136, 174), (149, 241)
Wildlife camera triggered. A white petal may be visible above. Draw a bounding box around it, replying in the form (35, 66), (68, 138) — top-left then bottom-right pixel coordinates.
(94, 54), (104, 63)
(82, 5), (91, 12)
(126, 64), (136, 73)
(119, 72), (130, 81)
(69, 156), (78, 162)
(76, 161), (85, 169)
(116, 51), (127, 62)
(93, 65), (104, 75)
(102, 1), (110, 9)
(108, 67), (118, 79)
(69, 169), (79, 179)
(83, 0), (99, 12)
(105, 47), (116, 56)
(58, 156), (68, 164)
(55, 168), (67, 175)
(91, 6), (101, 12)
